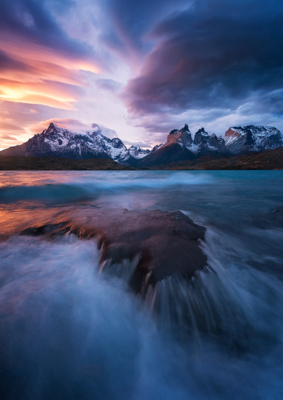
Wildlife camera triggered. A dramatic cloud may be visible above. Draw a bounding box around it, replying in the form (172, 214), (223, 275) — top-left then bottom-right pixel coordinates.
(0, 0), (102, 111)
(124, 0), (283, 129)
(102, 0), (190, 50)
(1, 0), (283, 148)
(0, 120), (25, 150)
(29, 118), (92, 135)
(29, 118), (119, 139)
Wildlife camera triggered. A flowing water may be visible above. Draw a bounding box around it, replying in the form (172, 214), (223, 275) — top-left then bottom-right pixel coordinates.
(0, 171), (283, 399)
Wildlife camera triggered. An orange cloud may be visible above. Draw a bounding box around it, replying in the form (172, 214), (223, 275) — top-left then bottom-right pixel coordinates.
(0, 2), (106, 150)
(0, 34), (100, 111)
(0, 35), (100, 74)
(29, 118), (90, 135)
(0, 121), (25, 131)
(0, 120), (26, 150)
(0, 78), (83, 110)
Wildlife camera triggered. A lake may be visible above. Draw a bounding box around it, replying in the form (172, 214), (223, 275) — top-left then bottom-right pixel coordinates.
(0, 171), (283, 399)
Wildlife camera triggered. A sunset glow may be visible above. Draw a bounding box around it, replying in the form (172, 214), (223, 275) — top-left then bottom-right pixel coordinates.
(0, 2), (283, 396)
(0, 0), (283, 150)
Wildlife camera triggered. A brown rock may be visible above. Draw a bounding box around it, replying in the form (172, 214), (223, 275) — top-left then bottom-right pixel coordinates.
(20, 208), (207, 294)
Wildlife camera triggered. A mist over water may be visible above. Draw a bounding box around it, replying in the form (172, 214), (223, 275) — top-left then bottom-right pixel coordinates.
(0, 171), (283, 399)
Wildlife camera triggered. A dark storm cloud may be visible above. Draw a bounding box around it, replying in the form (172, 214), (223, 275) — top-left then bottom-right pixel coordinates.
(101, 0), (190, 53)
(123, 0), (283, 117)
(133, 108), (231, 135)
(46, 0), (76, 14)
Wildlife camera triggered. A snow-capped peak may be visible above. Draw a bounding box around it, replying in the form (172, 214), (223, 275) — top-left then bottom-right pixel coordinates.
(2, 121), (282, 166)
(128, 145), (150, 159)
(23, 122), (130, 162)
(224, 125), (282, 153)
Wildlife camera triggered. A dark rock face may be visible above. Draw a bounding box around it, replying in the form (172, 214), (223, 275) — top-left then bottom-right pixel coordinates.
(194, 128), (210, 145)
(193, 128), (230, 157)
(20, 208), (207, 295)
(135, 125), (195, 167)
(165, 124), (193, 147)
(136, 124), (282, 167)
(135, 125), (228, 167)
(151, 144), (163, 153)
(136, 143), (196, 167)
(224, 126), (282, 154)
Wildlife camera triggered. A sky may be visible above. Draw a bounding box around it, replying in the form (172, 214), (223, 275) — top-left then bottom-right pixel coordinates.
(0, 0), (283, 150)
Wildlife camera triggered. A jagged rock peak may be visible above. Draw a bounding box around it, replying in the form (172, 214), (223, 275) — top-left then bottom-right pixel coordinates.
(194, 127), (210, 145)
(195, 127), (209, 136)
(44, 122), (63, 135)
(165, 124), (193, 148)
(47, 122), (56, 131)
(181, 124), (190, 131)
(170, 124), (190, 135)
(224, 125), (282, 154)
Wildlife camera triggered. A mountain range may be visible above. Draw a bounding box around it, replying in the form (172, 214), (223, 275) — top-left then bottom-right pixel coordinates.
(1, 122), (282, 168)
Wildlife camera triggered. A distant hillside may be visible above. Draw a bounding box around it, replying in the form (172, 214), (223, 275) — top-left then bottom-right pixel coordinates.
(146, 147), (283, 170)
(1, 147), (283, 170)
(0, 156), (132, 171)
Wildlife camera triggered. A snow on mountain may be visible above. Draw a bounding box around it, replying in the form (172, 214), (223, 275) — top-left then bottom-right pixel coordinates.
(86, 125), (129, 162)
(154, 124), (282, 159)
(1, 122), (282, 166)
(165, 124), (193, 149)
(128, 145), (150, 159)
(0, 122), (153, 164)
(151, 144), (163, 153)
(190, 128), (228, 155)
(25, 122), (130, 162)
(38, 123), (154, 162)
(159, 125), (228, 156)
(224, 126), (283, 154)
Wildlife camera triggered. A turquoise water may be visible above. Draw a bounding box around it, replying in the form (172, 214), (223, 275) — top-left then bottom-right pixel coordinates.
(0, 171), (283, 399)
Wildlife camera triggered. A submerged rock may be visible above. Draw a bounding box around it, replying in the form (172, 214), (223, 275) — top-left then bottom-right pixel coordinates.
(20, 208), (207, 294)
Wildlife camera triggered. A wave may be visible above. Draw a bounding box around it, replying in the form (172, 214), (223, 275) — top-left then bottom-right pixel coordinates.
(1, 170), (283, 399)
(0, 171), (214, 204)
(0, 232), (282, 399)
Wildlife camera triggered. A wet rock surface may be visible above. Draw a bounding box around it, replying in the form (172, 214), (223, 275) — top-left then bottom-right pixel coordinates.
(20, 208), (207, 293)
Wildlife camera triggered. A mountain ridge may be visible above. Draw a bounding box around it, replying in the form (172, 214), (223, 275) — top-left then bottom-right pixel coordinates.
(1, 122), (282, 168)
